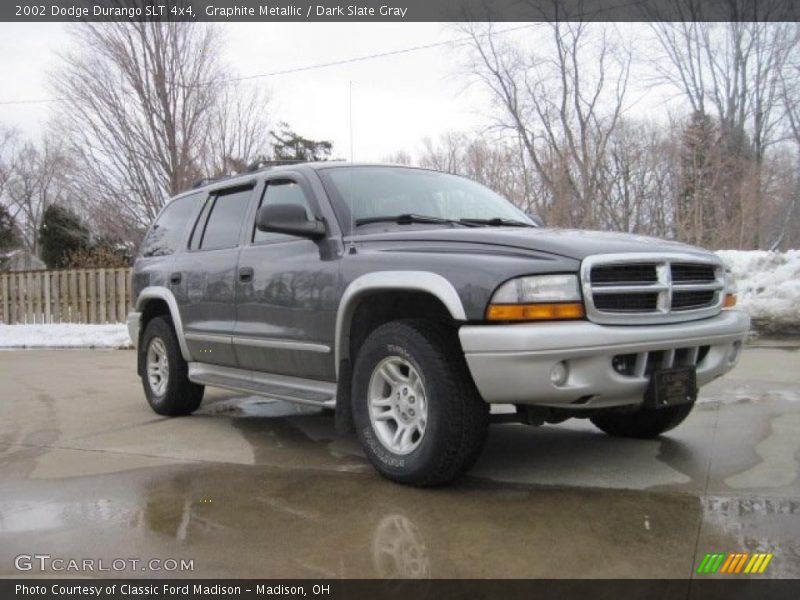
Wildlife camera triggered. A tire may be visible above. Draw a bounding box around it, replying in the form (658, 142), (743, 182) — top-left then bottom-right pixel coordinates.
(352, 319), (489, 486)
(139, 316), (204, 416)
(590, 402), (694, 439)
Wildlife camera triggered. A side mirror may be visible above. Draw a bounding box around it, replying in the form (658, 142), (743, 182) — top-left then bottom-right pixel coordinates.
(526, 213), (545, 227)
(256, 204), (325, 239)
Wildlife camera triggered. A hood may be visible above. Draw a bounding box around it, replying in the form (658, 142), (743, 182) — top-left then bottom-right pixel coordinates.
(352, 227), (716, 261)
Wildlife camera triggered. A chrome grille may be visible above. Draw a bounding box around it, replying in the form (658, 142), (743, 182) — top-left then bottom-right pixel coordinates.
(591, 263), (657, 286)
(581, 253), (724, 324)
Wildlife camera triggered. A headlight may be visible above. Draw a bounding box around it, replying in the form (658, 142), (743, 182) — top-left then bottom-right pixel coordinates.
(723, 271), (737, 308)
(486, 274), (585, 321)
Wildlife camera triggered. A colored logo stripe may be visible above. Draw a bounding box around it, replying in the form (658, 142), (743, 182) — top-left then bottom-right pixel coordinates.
(697, 552), (773, 574)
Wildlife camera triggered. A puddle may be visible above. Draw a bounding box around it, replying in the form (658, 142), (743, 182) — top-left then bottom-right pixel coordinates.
(0, 463), (709, 578)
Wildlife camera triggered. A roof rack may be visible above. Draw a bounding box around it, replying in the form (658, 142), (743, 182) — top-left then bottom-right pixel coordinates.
(184, 160), (310, 194)
(244, 158), (307, 172)
(191, 177), (218, 189)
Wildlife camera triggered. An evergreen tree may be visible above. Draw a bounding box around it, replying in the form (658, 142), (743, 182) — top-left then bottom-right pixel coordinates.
(270, 122), (333, 162)
(0, 204), (19, 252)
(39, 205), (90, 268)
(679, 111), (718, 245)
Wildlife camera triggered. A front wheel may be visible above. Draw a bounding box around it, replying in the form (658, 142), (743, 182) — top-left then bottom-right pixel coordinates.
(590, 402), (694, 439)
(352, 319), (489, 487)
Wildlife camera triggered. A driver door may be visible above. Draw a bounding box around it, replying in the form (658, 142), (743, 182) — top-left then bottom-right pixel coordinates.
(233, 174), (338, 381)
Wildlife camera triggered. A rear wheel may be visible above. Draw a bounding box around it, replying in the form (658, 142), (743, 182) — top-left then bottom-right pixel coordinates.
(590, 402), (694, 439)
(140, 316), (204, 416)
(352, 319), (489, 486)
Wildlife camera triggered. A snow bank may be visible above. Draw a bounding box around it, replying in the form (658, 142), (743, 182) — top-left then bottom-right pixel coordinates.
(716, 250), (800, 336)
(0, 323), (132, 348)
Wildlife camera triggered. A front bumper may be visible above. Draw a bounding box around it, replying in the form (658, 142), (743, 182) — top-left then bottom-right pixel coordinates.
(126, 311), (141, 349)
(458, 310), (750, 408)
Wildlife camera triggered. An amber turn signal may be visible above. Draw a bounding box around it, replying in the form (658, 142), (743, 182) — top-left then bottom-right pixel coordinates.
(723, 293), (737, 308)
(486, 302), (585, 321)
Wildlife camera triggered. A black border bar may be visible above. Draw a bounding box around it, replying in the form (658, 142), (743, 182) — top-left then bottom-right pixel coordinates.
(4, 579), (800, 600)
(4, 0), (800, 23)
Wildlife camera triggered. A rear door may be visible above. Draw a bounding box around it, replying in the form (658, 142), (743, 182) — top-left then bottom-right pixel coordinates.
(233, 173), (339, 380)
(172, 183), (256, 367)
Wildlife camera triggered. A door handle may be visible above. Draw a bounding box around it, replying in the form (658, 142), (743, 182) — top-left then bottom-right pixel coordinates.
(238, 267), (254, 283)
(169, 272), (182, 285)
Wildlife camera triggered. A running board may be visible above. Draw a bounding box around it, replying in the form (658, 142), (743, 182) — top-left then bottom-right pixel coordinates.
(187, 363), (337, 408)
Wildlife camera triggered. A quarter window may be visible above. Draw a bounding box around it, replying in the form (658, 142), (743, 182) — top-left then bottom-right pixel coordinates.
(140, 193), (202, 257)
(198, 186), (254, 250)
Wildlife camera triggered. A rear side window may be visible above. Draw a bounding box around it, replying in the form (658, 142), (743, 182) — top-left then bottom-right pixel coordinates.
(197, 186), (254, 250)
(253, 179), (313, 244)
(140, 193), (201, 257)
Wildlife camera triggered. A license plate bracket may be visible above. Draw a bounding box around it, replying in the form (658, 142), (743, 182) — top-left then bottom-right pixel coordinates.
(644, 367), (697, 409)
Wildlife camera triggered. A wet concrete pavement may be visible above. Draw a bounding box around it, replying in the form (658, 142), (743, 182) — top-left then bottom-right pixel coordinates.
(0, 344), (798, 578)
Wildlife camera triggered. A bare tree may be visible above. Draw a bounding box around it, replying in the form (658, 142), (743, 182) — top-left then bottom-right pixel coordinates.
(3, 138), (71, 255)
(51, 22), (271, 244)
(775, 34), (800, 250)
(201, 81), (272, 177)
(382, 150), (413, 165)
(416, 132), (534, 212)
(0, 125), (18, 202)
(650, 20), (798, 247)
(464, 20), (631, 228)
(599, 119), (678, 237)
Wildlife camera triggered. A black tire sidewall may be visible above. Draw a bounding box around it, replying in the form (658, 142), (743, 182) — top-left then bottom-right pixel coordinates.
(352, 323), (465, 483)
(139, 316), (199, 415)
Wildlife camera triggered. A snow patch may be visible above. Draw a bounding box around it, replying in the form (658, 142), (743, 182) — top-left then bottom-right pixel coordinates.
(0, 323), (132, 348)
(716, 250), (800, 335)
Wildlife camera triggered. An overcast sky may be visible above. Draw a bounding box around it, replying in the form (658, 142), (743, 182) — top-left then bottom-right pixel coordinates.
(0, 22), (494, 160)
(0, 22), (669, 161)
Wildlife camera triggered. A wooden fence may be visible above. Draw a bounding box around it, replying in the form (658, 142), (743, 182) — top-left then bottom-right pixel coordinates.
(0, 268), (132, 325)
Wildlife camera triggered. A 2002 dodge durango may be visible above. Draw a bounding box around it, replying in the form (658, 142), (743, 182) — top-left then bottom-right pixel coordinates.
(127, 163), (750, 486)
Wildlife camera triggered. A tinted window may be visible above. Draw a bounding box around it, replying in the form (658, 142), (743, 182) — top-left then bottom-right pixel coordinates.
(141, 193), (201, 257)
(199, 187), (253, 250)
(253, 180), (313, 243)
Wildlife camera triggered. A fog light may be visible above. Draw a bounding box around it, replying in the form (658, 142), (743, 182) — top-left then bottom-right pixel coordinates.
(550, 362), (568, 386)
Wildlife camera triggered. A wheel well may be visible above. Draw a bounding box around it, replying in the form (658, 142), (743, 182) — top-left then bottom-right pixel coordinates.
(137, 299), (171, 377)
(348, 290), (457, 365)
(140, 299), (171, 336)
(334, 290), (464, 436)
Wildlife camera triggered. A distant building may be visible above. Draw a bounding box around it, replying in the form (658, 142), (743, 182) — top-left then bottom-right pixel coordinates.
(0, 249), (47, 272)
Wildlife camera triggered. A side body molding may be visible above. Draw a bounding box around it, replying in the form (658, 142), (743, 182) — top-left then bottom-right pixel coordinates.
(135, 286), (193, 362)
(334, 271), (467, 376)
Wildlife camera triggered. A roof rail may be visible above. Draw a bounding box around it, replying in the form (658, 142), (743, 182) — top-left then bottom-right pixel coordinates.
(245, 159), (307, 172)
(183, 160), (309, 194)
(191, 177), (218, 189)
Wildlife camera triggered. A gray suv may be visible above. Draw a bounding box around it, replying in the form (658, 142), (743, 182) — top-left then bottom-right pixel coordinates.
(127, 163), (750, 486)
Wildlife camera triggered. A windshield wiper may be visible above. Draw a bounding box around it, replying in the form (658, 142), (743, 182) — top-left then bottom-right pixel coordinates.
(355, 213), (478, 227)
(459, 217), (537, 228)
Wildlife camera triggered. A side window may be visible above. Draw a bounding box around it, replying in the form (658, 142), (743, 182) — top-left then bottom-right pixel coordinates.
(140, 193), (202, 257)
(197, 186), (254, 251)
(253, 179), (313, 244)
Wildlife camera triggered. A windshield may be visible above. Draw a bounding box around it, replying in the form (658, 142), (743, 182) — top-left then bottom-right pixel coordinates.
(320, 166), (533, 228)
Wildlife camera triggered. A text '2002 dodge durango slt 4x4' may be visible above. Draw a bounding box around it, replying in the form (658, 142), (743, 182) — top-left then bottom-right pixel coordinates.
(127, 163), (750, 486)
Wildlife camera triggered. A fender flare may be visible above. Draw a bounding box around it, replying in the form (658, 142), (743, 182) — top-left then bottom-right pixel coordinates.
(334, 271), (467, 377)
(135, 286), (193, 362)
